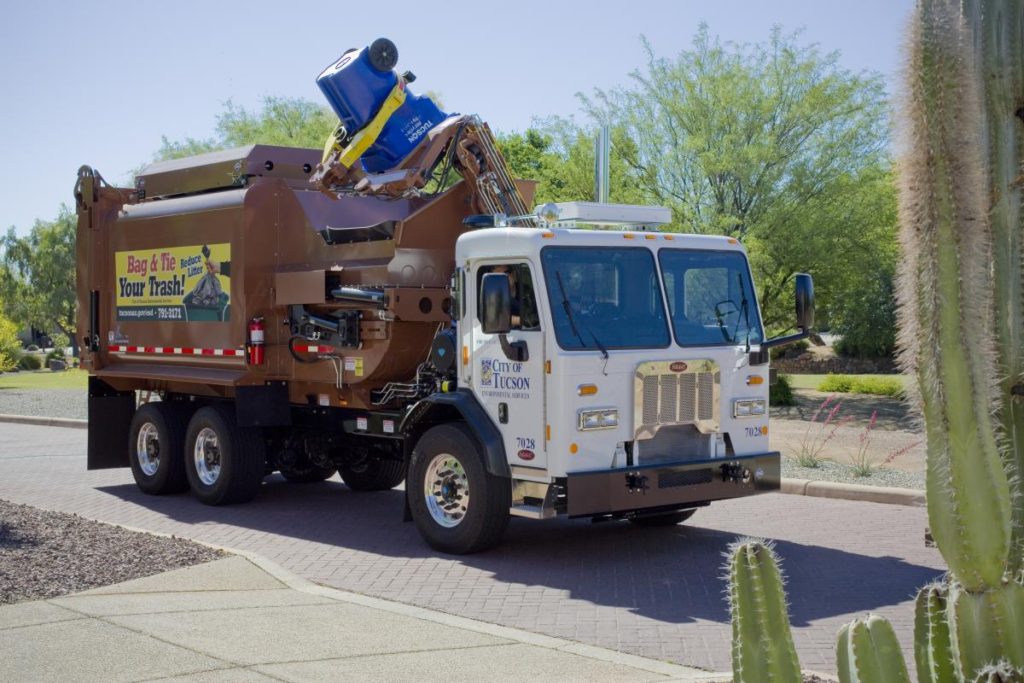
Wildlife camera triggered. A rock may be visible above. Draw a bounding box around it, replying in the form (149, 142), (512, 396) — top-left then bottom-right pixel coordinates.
(48, 359), (66, 371)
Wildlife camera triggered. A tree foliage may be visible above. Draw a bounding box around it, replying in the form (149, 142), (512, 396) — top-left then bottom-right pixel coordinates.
(579, 26), (896, 333)
(0, 312), (19, 371)
(498, 122), (647, 206)
(156, 96), (336, 161)
(0, 207), (78, 348)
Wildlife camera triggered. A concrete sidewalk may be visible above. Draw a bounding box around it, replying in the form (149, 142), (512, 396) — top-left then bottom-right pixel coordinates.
(1, 553), (724, 683)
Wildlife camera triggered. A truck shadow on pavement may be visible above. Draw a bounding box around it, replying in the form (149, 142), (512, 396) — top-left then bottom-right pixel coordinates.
(96, 476), (943, 628)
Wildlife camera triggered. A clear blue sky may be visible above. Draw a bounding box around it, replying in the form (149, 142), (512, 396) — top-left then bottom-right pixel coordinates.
(0, 0), (912, 235)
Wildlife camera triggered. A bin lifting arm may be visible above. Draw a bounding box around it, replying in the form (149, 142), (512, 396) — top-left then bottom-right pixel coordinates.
(311, 113), (534, 224)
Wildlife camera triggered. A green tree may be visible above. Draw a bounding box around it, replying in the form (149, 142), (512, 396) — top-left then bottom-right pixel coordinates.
(580, 27), (895, 332)
(498, 121), (648, 206)
(0, 207), (78, 353)
(0, 312), (19, 371)
(156, 96), (337, 161)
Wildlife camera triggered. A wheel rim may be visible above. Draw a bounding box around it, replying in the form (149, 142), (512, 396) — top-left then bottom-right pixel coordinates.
(424, 453), (469, 528)
(193, 427), (221, 486)
(136, 422), (160, 477)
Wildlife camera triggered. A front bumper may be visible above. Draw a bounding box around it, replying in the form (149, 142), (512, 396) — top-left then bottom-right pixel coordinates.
(565, 451), (780, 517)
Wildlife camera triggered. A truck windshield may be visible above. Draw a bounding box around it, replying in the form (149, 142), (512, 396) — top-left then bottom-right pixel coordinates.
(658, 249), (763, 347)
(541, 247), (670, 350)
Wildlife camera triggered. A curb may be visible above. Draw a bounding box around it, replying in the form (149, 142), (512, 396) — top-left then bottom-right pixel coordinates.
(0, 414), (924, 508)
(63, 516), (727, 682)
(781, 477), (924, 507)
(0, 414), (87, 429)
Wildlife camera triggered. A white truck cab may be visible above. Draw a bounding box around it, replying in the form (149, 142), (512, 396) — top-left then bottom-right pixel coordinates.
(425, 202), (813, 542)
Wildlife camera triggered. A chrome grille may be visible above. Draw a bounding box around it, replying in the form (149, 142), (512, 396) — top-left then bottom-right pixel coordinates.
(642, 376), (659, 424)
(634, 359), (720, 440)
(698, 373), (714, 420)
(679, 374), (697, 423)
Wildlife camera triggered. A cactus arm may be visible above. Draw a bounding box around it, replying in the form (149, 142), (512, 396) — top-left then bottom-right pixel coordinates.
(915, 583), (955, 683)
(728, 541), (802, 683)
(976, 0), (1024, 574)
(835, 615), (910, 683)
(950, 582), (1024, 678)
(899, 0), (1013, 592)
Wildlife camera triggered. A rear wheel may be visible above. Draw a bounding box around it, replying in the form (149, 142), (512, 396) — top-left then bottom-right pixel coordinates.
(128, 402), (189, 495)
(629, 508), (698, 527)
(185, 404), (265, 505)
(339, 457), (405, 491)
(408, 423), (510, 554)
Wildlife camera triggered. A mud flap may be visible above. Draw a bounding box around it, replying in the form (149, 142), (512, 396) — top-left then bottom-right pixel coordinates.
(87, 377), (135, 470)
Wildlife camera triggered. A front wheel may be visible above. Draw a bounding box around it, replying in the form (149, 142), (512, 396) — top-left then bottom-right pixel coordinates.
(185, 404), (265, 505)
(408, 423), (510, 554)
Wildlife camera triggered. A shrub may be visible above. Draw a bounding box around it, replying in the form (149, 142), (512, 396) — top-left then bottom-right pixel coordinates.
(50, 332), (69, 354)
(794, 395), (849, 467)
(0, 314), (18, 372)
(830, 272), (898, 358)
(26, 344), (39, 352)
(818, 374), (854, 392)
(850, 376), (903, 397)
(769, 374), (796, 406)
(45, 348), (64, 363)
(770, 339), (809, 361)
(818, 374), (904, 397)
(18, 353), (42, 371)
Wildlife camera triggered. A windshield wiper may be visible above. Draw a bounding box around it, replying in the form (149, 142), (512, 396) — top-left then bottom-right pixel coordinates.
(555, 271), (609, 360)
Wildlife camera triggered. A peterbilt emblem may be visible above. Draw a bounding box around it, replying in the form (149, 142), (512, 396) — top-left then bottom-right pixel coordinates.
(669, 361), (688, 372)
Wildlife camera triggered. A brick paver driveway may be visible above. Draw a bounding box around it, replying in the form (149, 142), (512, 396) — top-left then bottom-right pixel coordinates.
(0, 423), (944, 674)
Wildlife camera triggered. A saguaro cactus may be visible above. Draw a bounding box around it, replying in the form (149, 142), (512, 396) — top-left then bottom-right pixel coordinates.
(835, 615), (911, 683)
(963, 0), (1024, 575)
(948, 581), (1024, 678)
(896, 0), (1015, 592)
(726, 540), (801, 683)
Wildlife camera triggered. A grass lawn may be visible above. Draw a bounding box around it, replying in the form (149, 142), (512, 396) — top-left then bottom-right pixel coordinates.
(0, 369), (89, 390)
(783, 373), (911, 392)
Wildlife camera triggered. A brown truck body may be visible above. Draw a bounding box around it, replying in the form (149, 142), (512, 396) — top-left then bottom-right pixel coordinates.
(76, 144), (528, 410)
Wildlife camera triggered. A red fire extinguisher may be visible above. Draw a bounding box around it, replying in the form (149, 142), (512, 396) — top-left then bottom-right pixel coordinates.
(247, 316), (265, 366)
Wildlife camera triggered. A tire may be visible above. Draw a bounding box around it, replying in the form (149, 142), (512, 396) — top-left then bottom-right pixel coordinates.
(408, 423), (510, 554)
(280, 462), (337, 483)
(128, 402), (189, 495)
(184, 404), (265, 505)
(629, 508), (698, 527)
(339, 458), (405, 491)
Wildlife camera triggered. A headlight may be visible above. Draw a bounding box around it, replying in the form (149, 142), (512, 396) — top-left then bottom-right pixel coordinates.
(578, 408), (619, 431)
(733, 399), (766, 418)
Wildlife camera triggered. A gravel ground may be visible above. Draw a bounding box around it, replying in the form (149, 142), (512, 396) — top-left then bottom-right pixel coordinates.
(0, 499), (223, 604)
(0, 388), (86, 419)
(782, 458), (925, 490)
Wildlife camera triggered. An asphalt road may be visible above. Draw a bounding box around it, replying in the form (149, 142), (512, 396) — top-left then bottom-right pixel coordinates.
(0, 422), (944, 674)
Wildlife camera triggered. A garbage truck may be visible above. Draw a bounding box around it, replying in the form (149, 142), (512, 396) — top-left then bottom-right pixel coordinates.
(75, 38), (814, 554)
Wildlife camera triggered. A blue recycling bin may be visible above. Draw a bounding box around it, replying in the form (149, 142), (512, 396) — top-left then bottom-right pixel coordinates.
(316, 39), (448, 172)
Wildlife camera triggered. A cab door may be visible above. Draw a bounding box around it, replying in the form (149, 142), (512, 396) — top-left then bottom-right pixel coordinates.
(465, 260), (547, 469)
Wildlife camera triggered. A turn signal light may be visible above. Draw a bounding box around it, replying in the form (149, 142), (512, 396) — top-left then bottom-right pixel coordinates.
(577, 384), (598, 396)
(746, 375), (764, 385)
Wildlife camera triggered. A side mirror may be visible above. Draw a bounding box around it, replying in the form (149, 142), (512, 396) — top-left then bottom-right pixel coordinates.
(480, 273), (512, 335)
(795, 273), (814, 331)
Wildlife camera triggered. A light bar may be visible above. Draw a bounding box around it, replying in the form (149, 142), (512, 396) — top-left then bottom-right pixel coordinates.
(536, 202), (671, 228)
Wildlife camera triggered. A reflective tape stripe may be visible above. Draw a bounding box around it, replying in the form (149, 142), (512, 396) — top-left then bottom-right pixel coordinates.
(108, 345), (243, 357)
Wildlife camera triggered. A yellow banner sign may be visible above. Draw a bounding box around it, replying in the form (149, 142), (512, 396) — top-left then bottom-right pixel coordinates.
(115, 243), (231, 322)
